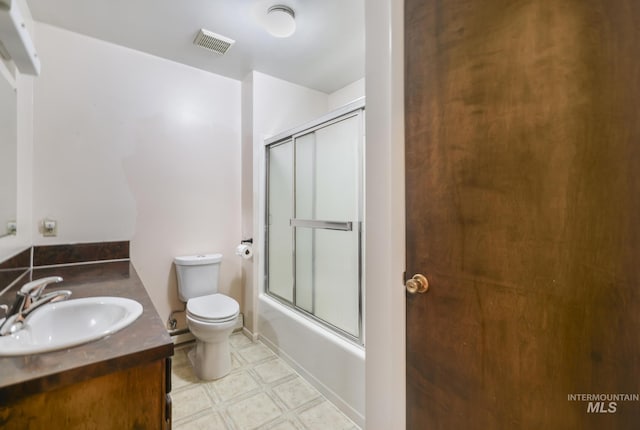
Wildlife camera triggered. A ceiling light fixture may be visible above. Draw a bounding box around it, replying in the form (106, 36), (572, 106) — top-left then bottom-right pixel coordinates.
(264, 5), (296, 38)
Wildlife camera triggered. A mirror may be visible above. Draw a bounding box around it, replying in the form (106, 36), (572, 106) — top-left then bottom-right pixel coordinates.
(0, 72), (17, 238)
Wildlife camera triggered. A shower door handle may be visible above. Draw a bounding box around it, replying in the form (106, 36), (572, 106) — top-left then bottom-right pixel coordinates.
(406, 274), (429, 294)
(290, 219), (353, 231)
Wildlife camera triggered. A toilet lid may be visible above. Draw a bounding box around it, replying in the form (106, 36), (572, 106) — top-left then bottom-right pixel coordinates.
(187, 294), (239, 322)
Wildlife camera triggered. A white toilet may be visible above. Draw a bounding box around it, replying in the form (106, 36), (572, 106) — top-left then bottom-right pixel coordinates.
(174, 253), (239, 380)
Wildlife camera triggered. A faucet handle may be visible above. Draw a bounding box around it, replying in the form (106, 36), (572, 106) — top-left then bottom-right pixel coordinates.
(19, 276), (64, 298)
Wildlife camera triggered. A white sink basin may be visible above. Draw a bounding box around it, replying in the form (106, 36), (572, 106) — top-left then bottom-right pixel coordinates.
(0, 297), (143, 356)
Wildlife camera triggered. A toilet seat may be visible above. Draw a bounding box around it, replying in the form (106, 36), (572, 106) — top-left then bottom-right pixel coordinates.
(187, 293), (239, 323)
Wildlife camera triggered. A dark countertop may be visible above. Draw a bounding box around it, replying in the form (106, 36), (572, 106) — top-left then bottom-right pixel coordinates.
(0, 261), (174, 403)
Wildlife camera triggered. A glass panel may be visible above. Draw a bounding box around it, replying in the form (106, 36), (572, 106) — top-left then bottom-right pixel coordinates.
(295, 227), (313, 312)
(294, 114), (361, 337)
(295, 116), (360, 222)
(311, 228), (360, 336)
(315, 116), (359, 221)
(294, 132), (315, 311)
(295, 132), (315, 220)
(267, 141), (294, 302)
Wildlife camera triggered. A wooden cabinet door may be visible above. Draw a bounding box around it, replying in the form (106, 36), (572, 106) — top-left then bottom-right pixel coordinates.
(0, 360), (168, 429)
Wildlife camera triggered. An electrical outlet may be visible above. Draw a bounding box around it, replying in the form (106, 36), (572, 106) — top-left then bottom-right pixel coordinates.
(6, 221), (16, 235)
(42, 219), (57, 237)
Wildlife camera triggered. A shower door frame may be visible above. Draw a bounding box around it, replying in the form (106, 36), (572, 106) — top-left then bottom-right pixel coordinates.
(264, 98), (365, 345)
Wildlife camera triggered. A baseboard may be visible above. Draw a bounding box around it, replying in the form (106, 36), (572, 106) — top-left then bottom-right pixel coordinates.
(170, 329), (194, 346)
(242, 326), (259, 342)
(170, 313), (245, 346)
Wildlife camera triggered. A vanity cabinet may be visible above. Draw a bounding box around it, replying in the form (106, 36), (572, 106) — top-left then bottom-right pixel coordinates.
(0, 358), (171, 429)
(0, 260), (174, 430)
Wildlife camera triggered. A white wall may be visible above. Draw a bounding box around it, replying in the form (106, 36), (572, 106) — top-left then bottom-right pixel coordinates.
(31, 23), (242, 328)
(365, 0), (406, 428)
(328, 78), (365, 111)
(252, 71), (330, 142)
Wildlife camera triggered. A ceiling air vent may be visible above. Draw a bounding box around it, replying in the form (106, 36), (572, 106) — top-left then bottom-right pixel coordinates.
(193, 29), (235, 55)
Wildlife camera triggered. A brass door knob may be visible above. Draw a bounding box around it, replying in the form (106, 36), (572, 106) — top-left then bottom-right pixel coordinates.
(406, 274), (429, 294)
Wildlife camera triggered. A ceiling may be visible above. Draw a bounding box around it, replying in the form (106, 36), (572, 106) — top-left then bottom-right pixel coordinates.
(25, 0), (365, 94)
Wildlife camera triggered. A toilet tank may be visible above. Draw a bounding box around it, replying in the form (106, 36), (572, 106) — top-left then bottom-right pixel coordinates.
(174, 253), (222, 302)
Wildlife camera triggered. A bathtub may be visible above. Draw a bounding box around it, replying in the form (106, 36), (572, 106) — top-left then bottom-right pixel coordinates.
(257, 293), (365, 427)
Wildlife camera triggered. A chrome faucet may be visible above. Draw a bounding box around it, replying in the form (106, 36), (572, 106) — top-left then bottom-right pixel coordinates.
(0, 276), (71, 336)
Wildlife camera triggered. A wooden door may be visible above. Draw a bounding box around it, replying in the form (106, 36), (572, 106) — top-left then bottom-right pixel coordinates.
(404, 0), (640, 428)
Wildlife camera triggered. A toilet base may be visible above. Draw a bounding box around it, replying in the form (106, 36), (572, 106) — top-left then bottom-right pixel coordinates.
(186, 310), (238, 381)
(188, 338), (231, 380)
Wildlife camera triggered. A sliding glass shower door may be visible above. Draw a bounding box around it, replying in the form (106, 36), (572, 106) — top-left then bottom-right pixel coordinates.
(266, 106), (364, 342)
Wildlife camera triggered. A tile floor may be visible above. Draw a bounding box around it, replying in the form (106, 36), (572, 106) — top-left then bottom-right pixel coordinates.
(172, 332), (360, 430)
